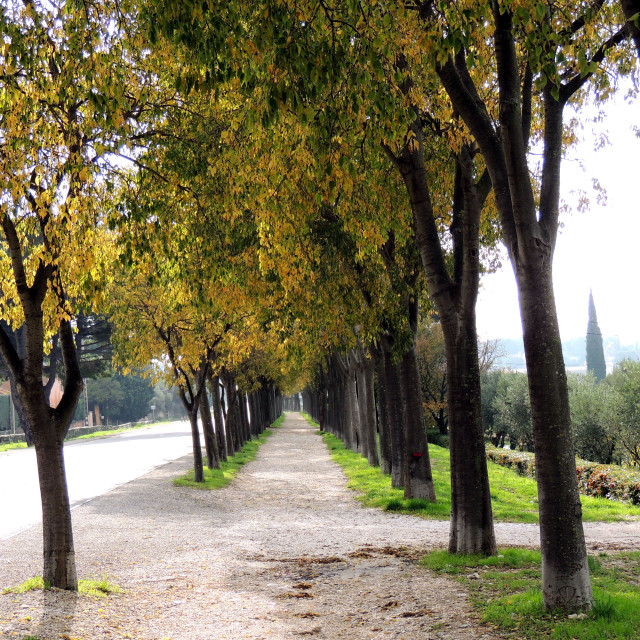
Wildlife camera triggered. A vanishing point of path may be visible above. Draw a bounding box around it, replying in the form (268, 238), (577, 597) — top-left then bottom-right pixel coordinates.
(2, 412), (640, 640)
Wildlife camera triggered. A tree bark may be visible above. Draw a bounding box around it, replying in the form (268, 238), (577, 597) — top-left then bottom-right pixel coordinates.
(441, 312), (495, 554)
(199, 390), (220, 469)
(187, 408), (204, 482)
(372, 343), (392, 475)
(517, 262), (591, 608)
(210, 373), (227, 462)
(399, 341), (436, 501)
(381, 336), (406, 489)
(34, 429), (77, 589)
(356, 348), (379, 467)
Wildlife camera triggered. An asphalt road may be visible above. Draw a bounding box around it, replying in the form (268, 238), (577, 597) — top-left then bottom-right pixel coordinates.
(0, 420), (195, 540)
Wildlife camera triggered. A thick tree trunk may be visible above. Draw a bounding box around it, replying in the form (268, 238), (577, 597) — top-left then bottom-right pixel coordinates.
(517, 265), (592, 609)
(354, 356), (369, 462)
(221, 385), (236, 455)
(188, 409), (204, 482)
(399, 343), (436, 501)
(441, 315), (496, 554)
(33, 429), (77, 589)
(210, 374), (227, 462)
(344, 363), (360, 452)
(382, 337), (406, 488)
(199, 391), (220, 469)
(433, 6), (592, 604)
(358, 350), (379, 467)
(239, 392), (250, 443)
(372, 344), (392, 475)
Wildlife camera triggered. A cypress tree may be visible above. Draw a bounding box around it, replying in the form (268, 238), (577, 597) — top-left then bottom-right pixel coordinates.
(586, 290), (606, 382)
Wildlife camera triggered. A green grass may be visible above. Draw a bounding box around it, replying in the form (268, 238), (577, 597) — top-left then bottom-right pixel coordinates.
(3, 576), (50, 594)
(73, 421), (153, 440)
(1, 420), (159, 451)
(173, 415), (284, 489)
(78, 577), (122, 597)
(422, 548), (640, 639)
(305, 417), (640, 523)
(0, 441), (27, 453)
(3, 576), (121, 597)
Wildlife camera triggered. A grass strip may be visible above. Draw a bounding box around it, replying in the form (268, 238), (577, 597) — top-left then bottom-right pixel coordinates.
(421, 548), (640, 639)
(173, 414), (284, 489)
(0, 441), (27, 453)
(304, 416), (640, 523)
(73, 421), (152, 440)
(1, 420), (180, 452)
(3, 575), (121, 597)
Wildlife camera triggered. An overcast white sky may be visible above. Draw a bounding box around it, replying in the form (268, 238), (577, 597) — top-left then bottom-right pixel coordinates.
(476, 89), (640, 346)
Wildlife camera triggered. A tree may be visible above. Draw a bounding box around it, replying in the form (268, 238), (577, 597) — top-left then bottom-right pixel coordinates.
(568, 373), (616, 464)
(586, 291), (607, 382)
(0, 0), (153, 589)
(87, 371), (154, 425)
(428, 0), (636, 610)
(606, 359), (640, 465)
(492, 372), (534, 453)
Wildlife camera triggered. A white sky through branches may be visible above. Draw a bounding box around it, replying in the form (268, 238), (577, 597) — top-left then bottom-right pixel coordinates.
(477, 92), (640, 346)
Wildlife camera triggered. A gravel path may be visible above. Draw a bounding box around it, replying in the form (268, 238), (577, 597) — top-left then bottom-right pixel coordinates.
(1, 412), (639, 640)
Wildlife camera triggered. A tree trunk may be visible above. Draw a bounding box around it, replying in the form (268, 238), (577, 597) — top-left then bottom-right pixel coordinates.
(372, 343), (392, 475)
(8, 372), (33, 445)
(353, 355), (369, 462)
(188, 408), (204, 482)
(517, 264), (592, 609)
(345, 361), (360, 452)
(390, 117), (495, 552)
(399, 342), (436, 501)
(433, 6), (592, 603)
(382, 337), (406, 488)
(33, 429), (77, 589)
(199, 390), (220, 469)
(210, 374), (227, 462)
(358, 350), (379, 467)
(441, 314), (495, 554)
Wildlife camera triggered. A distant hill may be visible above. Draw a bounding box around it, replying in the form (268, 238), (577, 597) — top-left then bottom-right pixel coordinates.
(492, 336), (640, 373)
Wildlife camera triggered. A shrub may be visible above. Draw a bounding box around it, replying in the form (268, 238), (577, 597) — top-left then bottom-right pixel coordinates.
(487, 445), (640, 505)
(426, 428), (449, 449)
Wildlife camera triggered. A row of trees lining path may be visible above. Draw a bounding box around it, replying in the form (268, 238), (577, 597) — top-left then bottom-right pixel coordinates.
(3, 412), (640, 640)
(1, 0), (637, 615)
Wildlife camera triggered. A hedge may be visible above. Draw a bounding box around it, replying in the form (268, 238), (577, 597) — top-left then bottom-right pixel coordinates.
(485, 445), (640, 506)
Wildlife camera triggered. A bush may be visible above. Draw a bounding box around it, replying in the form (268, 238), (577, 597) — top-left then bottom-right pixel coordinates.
(426, 428), (449, 449)
(568, 373), (616, 464)
(487, 445), (640, 505)
(486, 446), (536, 477)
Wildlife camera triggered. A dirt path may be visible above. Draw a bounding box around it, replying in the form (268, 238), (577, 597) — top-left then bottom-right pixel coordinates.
(1, 412), (639, 639)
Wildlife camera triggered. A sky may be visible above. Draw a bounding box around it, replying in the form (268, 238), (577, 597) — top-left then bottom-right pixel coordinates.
(476, 88), (640, 346)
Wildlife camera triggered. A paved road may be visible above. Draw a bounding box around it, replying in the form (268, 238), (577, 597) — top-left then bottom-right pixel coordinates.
(0, 420), (195, 540)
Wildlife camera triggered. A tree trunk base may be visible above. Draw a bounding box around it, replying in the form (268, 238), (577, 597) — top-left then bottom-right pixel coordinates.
(404, 475), (436, 501)
(44, 549), (78, 590)
(542, 560), (592, 612)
